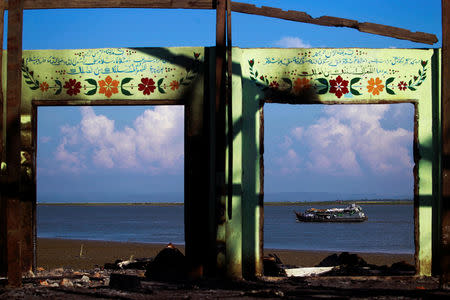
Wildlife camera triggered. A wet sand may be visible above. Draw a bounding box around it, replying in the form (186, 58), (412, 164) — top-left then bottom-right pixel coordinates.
(37, 238), (414, 270)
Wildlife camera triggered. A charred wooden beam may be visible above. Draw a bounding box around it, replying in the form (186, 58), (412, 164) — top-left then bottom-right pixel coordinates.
(0, 0), (214, 9)
(215, 0), (227, 276)
(226, 0), (232, 221)
(441, 0), (450, 286)
(230, 2), (438, 45)
(0, 1), (437, 44)
(5, 0), (24, 287)
(0, 3), (5, 279)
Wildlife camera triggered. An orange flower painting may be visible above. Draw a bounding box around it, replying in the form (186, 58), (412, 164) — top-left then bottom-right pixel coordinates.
(367, 77), (384, 96)
(293, 78), (311, 93)
(39, 82), (49, 92)
(99, 76), (119, 98)
(170, 80), (180, 91)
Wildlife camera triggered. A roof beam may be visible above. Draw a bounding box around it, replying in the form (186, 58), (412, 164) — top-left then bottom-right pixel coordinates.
(0, 0), (214, 9)
(230, 2), (438, 45)
(0, 1), (437, 44)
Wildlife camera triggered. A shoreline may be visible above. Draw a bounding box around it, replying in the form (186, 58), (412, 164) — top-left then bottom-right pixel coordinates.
(37, 200), (413, 206)
(37, 238), (414, 270)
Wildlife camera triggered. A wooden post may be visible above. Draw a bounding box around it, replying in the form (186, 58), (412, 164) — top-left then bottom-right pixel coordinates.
(215, 0), (227, 276)
(6, 0), (23, 287)
(0, 4), (6, 277)
(441, 0), (450, 286)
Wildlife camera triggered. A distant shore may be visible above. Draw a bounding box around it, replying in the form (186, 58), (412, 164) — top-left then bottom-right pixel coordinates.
(36, 238), (414, 271)
(37, 200), (413, 206)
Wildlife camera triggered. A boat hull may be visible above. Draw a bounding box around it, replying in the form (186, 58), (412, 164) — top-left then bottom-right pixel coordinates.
(295, 213), (368, 223)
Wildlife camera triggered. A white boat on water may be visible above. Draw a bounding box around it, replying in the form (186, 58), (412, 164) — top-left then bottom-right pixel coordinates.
(295, 203), (368, 222)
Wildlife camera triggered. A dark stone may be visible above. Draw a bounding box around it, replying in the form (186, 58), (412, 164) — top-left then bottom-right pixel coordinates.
(263, 253), (286, 277)
(389, 261), (416, 274)
(104, 263), (119, 270)
(316, 252), (368, 267)
(145, 243), (187, 281)
(316, 253), (339, 267)
(109, 273), (141, 291)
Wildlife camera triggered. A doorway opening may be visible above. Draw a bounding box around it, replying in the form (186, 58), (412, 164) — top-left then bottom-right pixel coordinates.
(263, 103), (417, 272)
(35, 105), (185, 270)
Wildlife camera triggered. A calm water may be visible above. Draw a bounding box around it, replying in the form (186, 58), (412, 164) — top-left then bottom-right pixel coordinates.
(37, 204), (414, 254)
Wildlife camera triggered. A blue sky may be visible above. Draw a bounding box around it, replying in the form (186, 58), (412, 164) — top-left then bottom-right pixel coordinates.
(30, 0), (442, 202)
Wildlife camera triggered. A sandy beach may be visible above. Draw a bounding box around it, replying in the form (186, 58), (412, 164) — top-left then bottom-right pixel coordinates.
(37, 238), (414, 270)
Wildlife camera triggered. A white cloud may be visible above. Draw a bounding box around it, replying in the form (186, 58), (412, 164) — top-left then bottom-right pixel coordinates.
(54, 137), (86, 173)
(291, 127), (304, 140)
(390, 104), (410, 119)
(40, 136), (51, 144)
(134, 106), (184, 170)
(54, 106), (184, 174)
(279, 136), (293, 149)
(275, 36), (311, 48)
(301, 105), (413, 176)
(303, 116), (361, 175)
(275, 148), (302, 175)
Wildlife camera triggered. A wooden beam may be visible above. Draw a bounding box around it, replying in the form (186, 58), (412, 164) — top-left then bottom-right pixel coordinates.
(0, 0), (437, 44)
(0, 4), (5, 278)
(215, 0), (227, 277)
(230, 2), (438, 45)
(0, 0), (214, 9)
(6, 0), (24, 287)
(441, 0), (450, 286)
(226, 0), (232, 221)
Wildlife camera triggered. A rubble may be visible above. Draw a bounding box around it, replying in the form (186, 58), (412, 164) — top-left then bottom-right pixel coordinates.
(0, 250), (446, 299)
(145, 243), (187, 281)
(315, 252), (416, 276)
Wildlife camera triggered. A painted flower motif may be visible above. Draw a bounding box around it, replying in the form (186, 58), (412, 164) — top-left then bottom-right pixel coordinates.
(63, 79), (81, 96)
(329, 75), (349, 98)
(169, 80), (180, 91)
(293, 78), (311, 93)
(398, 81), (408, 91)
(249, 59), (254, 67)
(367, 77), (384, 96)
(39, 82), (49, 92)
(138, 78), (156, 95)
(98, 75), (119, 98)
(194, 53), (200, 59)
(269, 81), (279, 90)
(260, 76), (264, 80)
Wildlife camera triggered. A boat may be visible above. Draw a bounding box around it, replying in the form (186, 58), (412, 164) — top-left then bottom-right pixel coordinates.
(295, 203), (368, 222)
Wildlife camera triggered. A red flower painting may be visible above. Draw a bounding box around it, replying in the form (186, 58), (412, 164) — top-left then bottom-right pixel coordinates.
(138, 78), (156, 95)
(329, 75), (349, 98)
(398, 81), (408, 91)
(63, 79), (81, 96)
(269, 81), (279, 90)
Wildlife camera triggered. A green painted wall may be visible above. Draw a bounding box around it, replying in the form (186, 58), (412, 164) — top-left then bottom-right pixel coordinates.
(0, 46), (441, 277)
(238, 48), (439, 276)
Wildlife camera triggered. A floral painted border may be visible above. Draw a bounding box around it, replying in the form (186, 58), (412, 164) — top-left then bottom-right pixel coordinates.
(22, 52), (201, 98)
(248, 59), (428, 99)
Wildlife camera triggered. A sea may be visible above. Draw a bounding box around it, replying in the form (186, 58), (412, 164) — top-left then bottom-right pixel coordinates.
(37, 203), (414, 254)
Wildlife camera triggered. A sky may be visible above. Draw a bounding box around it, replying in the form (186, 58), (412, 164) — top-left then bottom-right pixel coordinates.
(26, 0), (442, 203)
